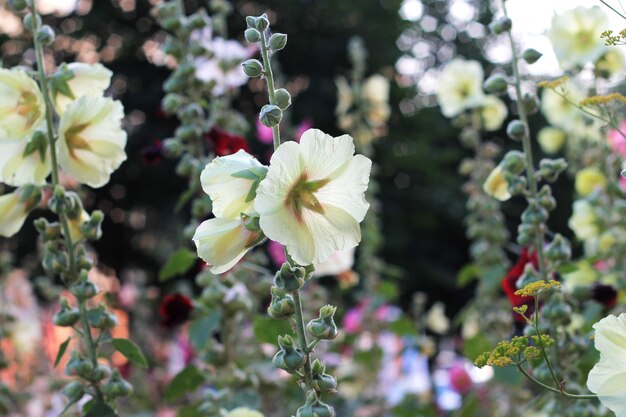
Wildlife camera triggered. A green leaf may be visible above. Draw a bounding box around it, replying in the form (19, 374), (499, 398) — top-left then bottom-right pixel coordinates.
(378, 281), (398, 300)
(462, 334), (492, 361)
(174, 188), (196, 213)
(178, 406), (203, 417)
(253, 316), (292, 344)
(557, 263), (578, 274)
(188, 311), (222, 351)
(165, 365), (205, 402)
(159, 249), (197, 281)
(111, 338), (148, 368)
(388, 317), (417, 336)
(457, 263), (479, 287)
(84, 403), (118, 417)
(54, 337), (71, 368)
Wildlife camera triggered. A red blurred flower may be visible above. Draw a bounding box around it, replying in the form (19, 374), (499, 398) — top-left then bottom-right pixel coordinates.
(140, 139), (164, 166)
(159, 293), (193, 327)
(206, 127), (250, 156)
(502, 248), (538, 322)
(592, 283), (618, 309)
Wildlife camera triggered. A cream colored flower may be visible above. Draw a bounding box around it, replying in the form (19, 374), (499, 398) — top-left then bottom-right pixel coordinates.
(0, 190), (31, 237)
(480, 95), (507, 131)
(425, 301), (449, 335)
(596, 49), (625, 78)
(575, 167), (607, 196)
(587, 313), (626, 417)
(0, 131), (51, 186)
(569, 200), (599, 240)
(57, 96), (127, 188)
(540, 82), (585, 130)
(562, 261), (598, 291)
(224, 408), (264, 417)
(436, 58), (484, 118)
(313, 247), (355, 277)
(255, 129), (371, 266)
(537, 127), (565, 154)
(0, 69), (45, 141)
(547, 6), (608, 70)
(54, 63), (113, 114)
(200, 150), (266, 219)
(193, 217), (263, 274)
(335, 76), (353, 115)
(66, 209), (90, 243)
(483, 165), (511, 201)
(363, 74), (389, 104)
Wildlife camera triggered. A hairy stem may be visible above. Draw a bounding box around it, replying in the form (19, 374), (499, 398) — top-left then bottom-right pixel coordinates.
(259, 28), (281, 150)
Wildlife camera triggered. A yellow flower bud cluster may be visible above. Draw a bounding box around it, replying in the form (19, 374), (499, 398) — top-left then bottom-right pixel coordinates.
(514, 280), (561, 298)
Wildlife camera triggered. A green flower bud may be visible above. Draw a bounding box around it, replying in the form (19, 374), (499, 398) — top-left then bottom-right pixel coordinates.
(307, 305), (338, 340)
(259, 104), (283, 127)
(521, 93), (539, 115)
(310, 359), (337, 392)
(34, 218), (61, 241)
(87, 307), (118, 330)
(539, 158), (567, 182)
(296, 391), (335, 417)
(521, 201), (548, 225)
(245, 16), (257, 28)
(269, 33), (288, 51)
(188, 10), (210, 29)
(506, 175), (527, 196)
(23, 13), (42, 31)
(522, 48), (543, 64)
(161, 93), (185, 115)
(274, 88), (292, 110)
(489, 17), (512, 34)
(267, 286), (295, 319)
(162, 138), (183, 158)
(537, 185), (556, 211)
(242, 59), (264, 77)
(8, 0), (27, 11)
(101, 370), (133, 398)
(506, 120), (526, 140)
(36, 25), (55, 46)
(163, 76), (186, 93)
(501, 150), (526, 175)
(42, 243), (69, 274)
(163, 40), (183, 59)
(272, 335), (306, 372)
(62, 381), (84, 403)
(71, 281), (99, 300)
(53, 298), (80, 327)
(483, 74), (508, 95)
(161, 17), (182, 31)
(65, 352), (93, 378)
(90, 364), (112, 382)
(255, 14), (269, 31)
(154, 2), (178, 19)
(274, 262), (308, 291)
(175, 125), (200, 142)
(179, 103), (204, 121)
(545, 233), (571, 263)
(244, 28), (261, 43)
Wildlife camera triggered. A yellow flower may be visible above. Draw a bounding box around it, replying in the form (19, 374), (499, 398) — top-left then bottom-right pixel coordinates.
(480, 95), (507, 131)
(562, 261), (598, 291)
(54, 63), (113, 114)
(436, 58), (484, 118)
(57, 96), (127, 188)
(0, 68), (45, 141)
(587, 313), (626, 417)
(547, 6), (608, 70)
(537, 127), (565, 154)
(575, 167), (606, 196)
(66, 209), (90, 243)
(255, 129), (371, 265)
(483, 165), (511, 201)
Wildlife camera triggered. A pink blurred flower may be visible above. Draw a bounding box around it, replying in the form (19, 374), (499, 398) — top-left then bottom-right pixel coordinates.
(267, 240), (286, 266)
(295, 118), (314, 142)
(449, 364), (473, 394)
(343, 305), (364, 333)
(608, 121), (626, 158)
(256, 119), (274, 144)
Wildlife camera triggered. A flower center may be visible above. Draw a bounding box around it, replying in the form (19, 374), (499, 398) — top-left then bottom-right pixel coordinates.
(16, 91), (40, 130)
(65, 123), (91, 157)
(285, 174), (329, 222)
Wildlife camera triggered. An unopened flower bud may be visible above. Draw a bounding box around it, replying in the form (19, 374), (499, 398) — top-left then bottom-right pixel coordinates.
(545, 233), (571, 263)
(259, 104), (283, 127)
(537, 185), (556, 211)
(71, 281), (99, 300)
(255, 14), (269, 31)
(65, 352), (93, 379)
(502, 150), (526, 175)
(161, 17), (182, 31)
(175, 125), (200, 142)
(506, 175), (527, 196)
(521, 93), (539, 115)
(274, 88), (291, 110)
(87, 307), (118, 329)
(275, 262), (308, 291)
(539, 158), (567, 182)
(489, 17), (512, 34)
(23, 13), (42, 31)
(245, 16), (257, 28)
(162, 138), (183, 158)
(267, 286), (295, 319)
(506, 120), (526, 140)
(272, 335), (306, 372)
(188, 10), (209, 29)
(8, 0), (27, 11)
(53, 298), (80, 327)
(244, 28), (261, 43)
(242, 59), (264, 77)
(522, 48), (543, 64)
(307, 305), (338, 340)
(517, 223), (535, 246)
(62, 381), (84, 403)
(101, 370), (133, 398)
(161, 93), (184, 115)
(521, 201), (548, 225)
(90, 364), (112, 382)
(296, 391), (335, 417)
(310, 359), (337, 392)
(36, 25), (55, 45)
(269, 33), (288, 51)
(483, 74), (508, 94)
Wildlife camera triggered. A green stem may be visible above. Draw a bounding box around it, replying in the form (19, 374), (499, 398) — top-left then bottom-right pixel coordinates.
(502, 1), (548, 281)
(292, 290), (313, 390)
(533, 295), (561, 390)
(259, 29), (281, 150)
(599, 0), (626, 20)
(516, 365), (597, 399)
(78, 299), (104, 403)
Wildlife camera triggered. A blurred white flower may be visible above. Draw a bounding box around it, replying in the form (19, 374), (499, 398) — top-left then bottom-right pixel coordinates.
(547, 6), (608, 70)
(335, 76), (354, 115)
(57, 96), (127, 188)
(255, 129), (371, 265)
(483, 165), (511, 201)
(587, 313), (626, 417)
(200, 150), (266, 219)
(436, 59), (484, 118)
(596, 49), (625, 78)
(54, 63), (113, 114)
(425, 301), (449, 334)
(363, 74), (390, 104)
(313, 247), (355, 276)
(540, 81), (586, 130)
(537, 127), (565, 154)
(569, 200), (599, 240)
(0, 69), (45, 141)
(193, 217), (263, 274)
(224, 408), (264, 417)
(479, 95), (507, 131)
(37, 0), (78, 16)
(195, 38), (250, 96)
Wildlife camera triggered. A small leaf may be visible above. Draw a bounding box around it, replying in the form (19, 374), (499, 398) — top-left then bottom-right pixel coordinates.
(111, 338), (149, 368)
(388, 317), (416, 336)
(188, 311), (221, 351)
(159, 249), (197, 281)
(84, 402), (118, 417)
(165, 365), (205, 402)
(457, 263), (479, 287)
(174, 189), (196, 212)
(54, 337), (71, 368)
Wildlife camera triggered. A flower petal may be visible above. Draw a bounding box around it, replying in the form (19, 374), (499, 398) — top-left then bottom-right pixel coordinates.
(254, 141), (301, 215)
(299, 129), (355, 180)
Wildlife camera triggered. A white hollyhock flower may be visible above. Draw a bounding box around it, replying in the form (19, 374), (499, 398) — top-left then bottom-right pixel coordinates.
(547, 6), (608, 71)
(200, 150), (266, 219)
(193, 217), (263, 274)
(0, 131), (51, 186)
(0, 69), (45, 141)
(436, 59), (484, 118)
(255, 129), (371, 266)
(483, 165), (511, 201)
(363, 74), (389, 104)
(54, 63), (113, 114)
(313, 247), (355, 277)
(195, 38), (250, 96)
(0, 190), (32, 237)
(587, 313), (626, 417)
(569, 200), (599, 240)
(57, 96), (127, 188)
(224, 408), (264, 417)
(540, 81), (586, 130)
(480, 95), (507, 131)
